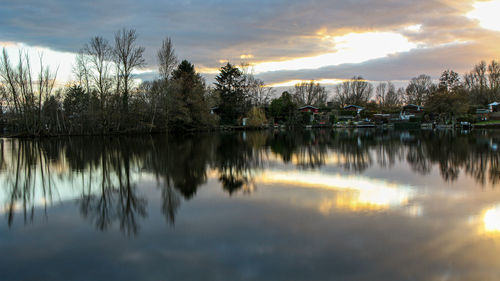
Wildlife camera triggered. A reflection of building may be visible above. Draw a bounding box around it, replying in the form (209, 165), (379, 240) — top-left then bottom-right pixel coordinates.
(400, 104), (424, 120)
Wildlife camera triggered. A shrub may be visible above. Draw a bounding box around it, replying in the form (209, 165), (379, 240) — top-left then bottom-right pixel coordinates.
(409, 116), (422, 123)
(360, 110), (375, 119)
(301, 112), (313, 125)
(339, 110), (357, 117)
(247, 107), (267, 127)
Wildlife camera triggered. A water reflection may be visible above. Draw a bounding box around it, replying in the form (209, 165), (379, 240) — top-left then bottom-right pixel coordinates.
(1, 129), (500, 235)
(258, 170), (413, 213)
(483, 204), (500, 234)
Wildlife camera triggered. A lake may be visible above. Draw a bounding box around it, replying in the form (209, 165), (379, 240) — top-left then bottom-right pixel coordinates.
(1, 129), (500, 281)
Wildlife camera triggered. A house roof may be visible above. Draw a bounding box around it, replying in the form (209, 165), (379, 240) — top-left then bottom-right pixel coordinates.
(344, 105), (364, 109)
(403, 104), (424, 110)
(298, 105), (319, 110)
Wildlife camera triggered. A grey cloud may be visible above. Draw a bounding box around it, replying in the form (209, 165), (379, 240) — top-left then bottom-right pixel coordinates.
(255, 38), (500, 84)
(0, 0), (496, 84)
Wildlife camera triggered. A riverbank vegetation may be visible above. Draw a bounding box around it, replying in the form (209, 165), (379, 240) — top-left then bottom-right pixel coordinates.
(1, 28), (499, 135)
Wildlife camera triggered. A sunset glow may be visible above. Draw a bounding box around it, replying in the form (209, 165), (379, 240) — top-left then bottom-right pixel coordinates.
(3, 0), (500, 279)
(252, 32), (417, 73)
(258, 170), (414, 212)
(467, 0), (500, 32)
(266, 78), (345, 87)
(483, 205), (500, 233)
(1, 42), (76, 83)
(405, 24), (423, 32)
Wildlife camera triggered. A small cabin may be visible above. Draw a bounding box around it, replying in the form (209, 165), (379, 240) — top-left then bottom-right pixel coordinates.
(210, 106), (219, 115)
(477, 109), (490, 121)
(489, 102), (500, 112)
(402, 104), (424, 114)
(298, 105), (319, 114)
(372, 114), (391, 123)
(343, 105), (364, 114)
(400, 104), (424, 121)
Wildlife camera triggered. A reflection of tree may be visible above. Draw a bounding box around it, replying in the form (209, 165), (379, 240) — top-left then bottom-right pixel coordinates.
(78, 139), (147, 236)
(414, 131), (500, 184)
(488, 155), (500, 185)
(144, 134), (214, 223)
(268, 129), (500, 185)
(2, 140), (57, 227)
(269, 131), (299, 163)
(3, 129), (500, 234)
(374, 134), (404, 169)
(213, 133), (260, 195)
(269, 130), (328, 169)
(295, 131), (329, 169)
(160, 182), (181, 225)
(328, 130), (373, 173)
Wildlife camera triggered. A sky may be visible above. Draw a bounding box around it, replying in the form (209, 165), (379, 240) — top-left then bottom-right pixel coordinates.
(1, 0), (500, 87)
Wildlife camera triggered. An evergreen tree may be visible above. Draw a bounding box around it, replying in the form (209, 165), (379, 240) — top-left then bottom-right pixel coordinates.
(269, 91), (297, 124)
(169, 60), (215, 129)
(214, 63), (248, 125)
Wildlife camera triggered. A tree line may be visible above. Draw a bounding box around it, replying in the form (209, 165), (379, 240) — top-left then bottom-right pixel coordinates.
(1, 28), (499, 135)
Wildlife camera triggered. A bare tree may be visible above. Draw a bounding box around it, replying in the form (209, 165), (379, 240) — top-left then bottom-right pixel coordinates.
(157, 37), (178, 81)
(438, 69), (461, 93)
(405, 74), (434, 106)
(84, 36), (113, 129)
(244, 75), (274, 107)
(114, 28), (146, 116)
(333, 76), (373, 107)
(376, 81), (400, 108)
(73, 50), (91, 93)
(0, 48), (57, 133)
(237, 63), (274, 106)
(376, 82), (387, 105)
(0, 48), (20, 113)
(464, 60), (500, 104)
(397, 87), (406, 105)
(488, 60), (500, 91)
(37, 53), (59, 129)
(292, 80), (328, 106)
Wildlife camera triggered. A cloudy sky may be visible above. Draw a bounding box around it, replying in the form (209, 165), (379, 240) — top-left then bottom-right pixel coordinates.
(1, 0), (499, 87)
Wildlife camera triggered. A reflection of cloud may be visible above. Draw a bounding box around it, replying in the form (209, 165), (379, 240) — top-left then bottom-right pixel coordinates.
(482, 204), (500, 234)
(258, 170), (414, 213)
(0, 167), (144, 216)
(0, 41), (18, 47)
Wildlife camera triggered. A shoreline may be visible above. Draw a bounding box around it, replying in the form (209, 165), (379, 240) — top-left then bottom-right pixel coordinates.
(2, 124), (498, 138)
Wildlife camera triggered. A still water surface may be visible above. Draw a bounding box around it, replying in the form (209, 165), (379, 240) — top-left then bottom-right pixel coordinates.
(2, 129), (500, 280)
